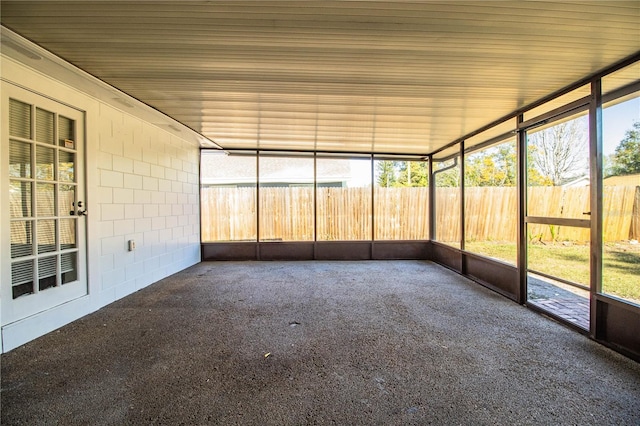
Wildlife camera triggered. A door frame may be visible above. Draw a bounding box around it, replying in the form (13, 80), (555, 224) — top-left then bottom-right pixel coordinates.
(517, 93), (594, 331)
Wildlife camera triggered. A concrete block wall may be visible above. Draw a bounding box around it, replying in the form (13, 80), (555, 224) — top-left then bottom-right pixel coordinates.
(95, 104), (201, 305)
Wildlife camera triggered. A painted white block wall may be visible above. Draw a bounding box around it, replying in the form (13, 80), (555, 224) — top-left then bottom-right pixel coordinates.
(95, 104), (201, 305)
(1, 51), (201, 351)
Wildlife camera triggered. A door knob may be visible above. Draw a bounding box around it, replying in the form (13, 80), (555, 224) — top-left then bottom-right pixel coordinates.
(71, 201), (86, 216)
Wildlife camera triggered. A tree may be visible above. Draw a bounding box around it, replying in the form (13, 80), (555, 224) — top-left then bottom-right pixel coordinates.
(527, 118), (588, 186)
(434, 159), (460, 187)
(376, 160), (398, 187)
(465, 144), (517, 187)
(603, 153), (617, 179)
(397, 161), (429, 187)
(610, 121), (640, 176)
(375, 160), (429, 187)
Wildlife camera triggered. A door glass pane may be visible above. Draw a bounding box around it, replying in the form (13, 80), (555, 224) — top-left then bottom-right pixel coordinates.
(38, 255), (57, 291)
(58, 115), (75, 148)
(10, 180), (32, 218)
(36, 108), (55, 145)
(36, 183), (55, 217)
(12, 259), (34, 299)
(527, 115), (590, 219)
(373, 159), (429, 240)
(37, 220), (56, 254)
(9, 140), (31, 178)
(316, 156), (372, 241)
(58, 184), (76, 216)
(58, 151), (75, 182)
(11, 221), (33, 258)
(60, 219), (77, 250)
(602, 84), (640, 305)
(259, 155), (314, 241)
(36, 145), (55, 180)
(61, 252), (78, 284)
(9, 99), (31, 139)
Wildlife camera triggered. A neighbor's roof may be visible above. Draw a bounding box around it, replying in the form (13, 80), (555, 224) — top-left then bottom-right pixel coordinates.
(201, 152), (352, 185)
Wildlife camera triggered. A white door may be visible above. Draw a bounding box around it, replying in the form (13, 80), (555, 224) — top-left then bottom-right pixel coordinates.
(1, 83), (87, 326)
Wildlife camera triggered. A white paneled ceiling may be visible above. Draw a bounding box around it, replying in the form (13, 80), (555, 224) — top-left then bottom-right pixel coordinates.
(1, 1), (639, 154)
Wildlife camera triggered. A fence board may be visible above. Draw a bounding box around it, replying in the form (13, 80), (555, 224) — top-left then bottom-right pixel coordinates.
(374, 187), (429, 240)
(199, 185), (639, 242)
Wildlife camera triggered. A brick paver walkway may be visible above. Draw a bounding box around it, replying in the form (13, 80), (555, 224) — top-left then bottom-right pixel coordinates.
(528, 297), (590, 329)
(527, 275), (590, 330)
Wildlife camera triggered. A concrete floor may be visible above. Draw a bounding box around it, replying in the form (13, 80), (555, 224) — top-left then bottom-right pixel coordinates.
(2, 260), (639, 425)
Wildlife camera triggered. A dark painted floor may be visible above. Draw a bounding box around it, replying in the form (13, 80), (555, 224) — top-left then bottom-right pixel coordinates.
(2, 261), (639, 425)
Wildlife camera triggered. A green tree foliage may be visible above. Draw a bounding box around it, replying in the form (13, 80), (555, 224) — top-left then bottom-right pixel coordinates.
(610, 121), (640, 176)
(397, 161), (429, 187)
(376, 160), (397, 187)
(603, 153), (616, 179)
(434, 158), (460, 187)
(465, 144), (517, 187)
(375, 160), (429, 187)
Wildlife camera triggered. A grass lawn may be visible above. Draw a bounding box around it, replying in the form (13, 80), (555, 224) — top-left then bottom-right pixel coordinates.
(464, 240), (640, 304)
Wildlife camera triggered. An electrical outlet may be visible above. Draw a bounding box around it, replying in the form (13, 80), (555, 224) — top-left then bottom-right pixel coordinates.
(128, 240), (136, 251)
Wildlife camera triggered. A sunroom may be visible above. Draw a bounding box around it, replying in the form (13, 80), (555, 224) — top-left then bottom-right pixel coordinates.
(1, 0), (638, 374)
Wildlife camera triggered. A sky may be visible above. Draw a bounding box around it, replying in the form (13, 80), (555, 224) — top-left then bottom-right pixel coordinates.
(603, 97), (640, 155)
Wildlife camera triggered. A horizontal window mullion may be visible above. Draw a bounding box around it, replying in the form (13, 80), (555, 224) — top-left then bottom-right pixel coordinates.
(525, 216), (590, 228)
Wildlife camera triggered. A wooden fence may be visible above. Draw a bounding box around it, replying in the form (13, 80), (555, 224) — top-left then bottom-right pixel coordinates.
(201, 187), (430, 241)
(201, 185), (640, 243)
